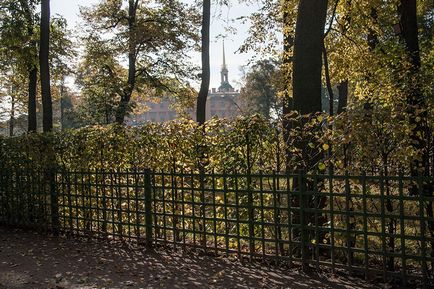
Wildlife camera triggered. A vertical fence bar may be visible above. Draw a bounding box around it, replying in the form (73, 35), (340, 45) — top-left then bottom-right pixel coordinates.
(81, 171), (87, 234)
(116, 171), (122, 237)
(235, 173), (241, 259)
(0, 170), (3, 224)
(95, 170), (100, 237)
(16, 170), (21, 225)
(199, 169), (207, 251)
(259, 171), (266, 260)
(248, 167), (255, 260)
(134, 169), (140, 239)
(246, 130), (254, 260)
(286, 172), (293, 266)
(60, 169), (66, 232)
(299, 170), (308, 271)
(7, 170), (13, 225)
(272, 171), (279, 260)
(144, 169), (153, 248)
(362, 172), (369, 280)
(152, 172), (158, 243)
(329, 169), (335, 274)
(180, 169), (186, 250)
(211, 170), (218, 255)
(398, 173), (406, 286)
(417, 176), (428, 283)
(161, 170), (167, 245)
(50, 169), (59, 236)
(223, 170), (229, 257)
(171, 168), (178, 248)
(191, 170), (196, 247)
(87, 170), (93, 235)
(379, 173), (387, 283)
(344, 172), (353, 270)
(276, 172), (283, 257)
(126, 169), (131, 240)
(313, 171), (319, 270)
(101, 169), (107, 235)
(66, 171), (73, 234)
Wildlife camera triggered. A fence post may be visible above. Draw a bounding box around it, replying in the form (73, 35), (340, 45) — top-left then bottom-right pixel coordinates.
(245, 130), (255, 260)
(144, 169), (153, 248)
(299, 169), (308, 271)
(49, 168), (59, 236)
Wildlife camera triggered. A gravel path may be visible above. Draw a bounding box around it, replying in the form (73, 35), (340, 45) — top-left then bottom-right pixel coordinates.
(0, 227), (379, 289)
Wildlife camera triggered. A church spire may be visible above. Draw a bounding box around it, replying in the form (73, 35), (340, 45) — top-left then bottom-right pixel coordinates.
(219, 40), (233, 92)
(222, 40), (227, 70)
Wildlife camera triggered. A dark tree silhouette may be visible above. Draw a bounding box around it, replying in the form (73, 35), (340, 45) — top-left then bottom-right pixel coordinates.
(39, 0), (53, 132)
(196, 0), (210, 124)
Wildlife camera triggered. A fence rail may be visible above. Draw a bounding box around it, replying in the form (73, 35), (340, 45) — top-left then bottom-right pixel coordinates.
(0, 168), (433, 286)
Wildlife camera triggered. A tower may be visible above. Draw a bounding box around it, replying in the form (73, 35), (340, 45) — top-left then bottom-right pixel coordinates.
(218, 40), (234, 92)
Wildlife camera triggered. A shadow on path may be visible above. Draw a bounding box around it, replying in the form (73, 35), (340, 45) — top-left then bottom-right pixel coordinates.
(0, 227), (379, 289)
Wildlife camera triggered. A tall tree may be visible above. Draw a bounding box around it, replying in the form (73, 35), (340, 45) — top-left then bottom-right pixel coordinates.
(20, 0), (38, 132)
(49, 16), (76, 130)
(81, 0), (200, 125)
(239, 59), (278, 119)
(399, 0), (433, 275)
(39, 0), (52, 132)
(0, 61), (29, 137)
(399, 0), (429, 179)
(116, 0), (139, 124)
(75, 35), (125, 125)
(196, 0), (210, 124)
(0, 0), (39, 132)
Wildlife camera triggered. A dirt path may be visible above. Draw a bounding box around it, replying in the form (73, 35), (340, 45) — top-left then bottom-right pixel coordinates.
(0, 227), (379, 289)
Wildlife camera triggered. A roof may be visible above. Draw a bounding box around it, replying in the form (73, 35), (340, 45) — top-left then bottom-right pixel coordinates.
(218, 81), (234, 92)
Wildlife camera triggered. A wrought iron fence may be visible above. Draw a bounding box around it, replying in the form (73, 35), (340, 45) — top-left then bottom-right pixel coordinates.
(0, 168), (433, 286)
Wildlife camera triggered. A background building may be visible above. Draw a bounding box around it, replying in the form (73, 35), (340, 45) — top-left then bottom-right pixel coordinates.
(128, 42), (242, 124)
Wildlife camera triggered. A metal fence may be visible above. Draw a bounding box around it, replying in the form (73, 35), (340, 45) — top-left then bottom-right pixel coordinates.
(0, 168), (433, 286)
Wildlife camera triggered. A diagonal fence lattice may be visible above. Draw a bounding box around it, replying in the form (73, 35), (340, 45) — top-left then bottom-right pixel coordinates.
(0, 168), (433, 286)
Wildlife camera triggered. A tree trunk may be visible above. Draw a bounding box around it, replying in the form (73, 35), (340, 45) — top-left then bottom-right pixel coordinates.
(115, 0), (138, 125)
(40, 0), (53, 132)
(337, 81), (348, 114)
(60, 79), (65, 130)
(281, 7), (294, 172)
(399, 0), (433, 275)
(196, 0), (211, 125)
(322, 44), (334, 116)
(335, 1), (350, 115)
(9, 93), (15, 137)
(399, 0), (429, 178)
(289, 0), (328, 271)
(28, 67), (37, 132)
(367, 8), (379, 51)
(21, 0), (38, 132)
(290, 0), (328, 170)
(363, 8), (378, 116)
(292, 0), (328, 114)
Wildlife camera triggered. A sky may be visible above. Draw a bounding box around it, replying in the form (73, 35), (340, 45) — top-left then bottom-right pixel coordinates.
(51, 0), (259, 91)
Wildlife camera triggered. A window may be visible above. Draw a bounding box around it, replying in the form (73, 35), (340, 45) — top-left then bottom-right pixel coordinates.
(160, 112), (166, 121)
(150, 112), (157, 121)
